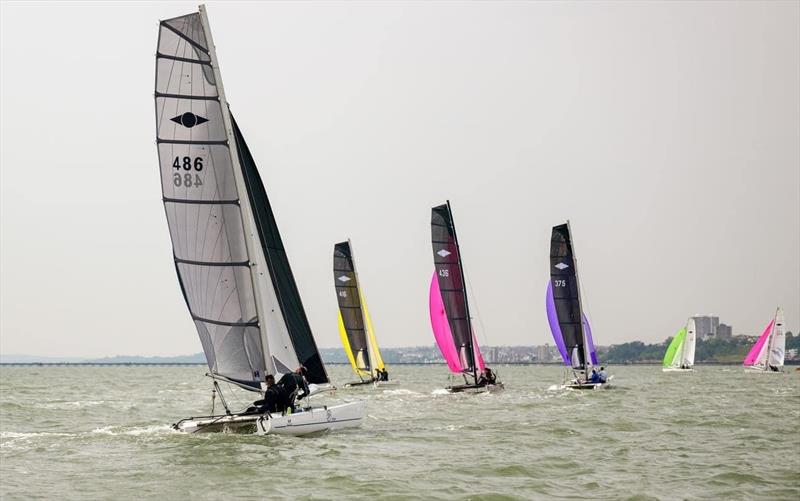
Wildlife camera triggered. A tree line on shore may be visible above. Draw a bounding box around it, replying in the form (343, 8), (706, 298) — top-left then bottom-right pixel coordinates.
(598, 332), (799, 364)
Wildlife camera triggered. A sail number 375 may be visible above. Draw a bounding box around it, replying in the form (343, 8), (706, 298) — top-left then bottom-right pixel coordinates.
(172, 156), (204, 188)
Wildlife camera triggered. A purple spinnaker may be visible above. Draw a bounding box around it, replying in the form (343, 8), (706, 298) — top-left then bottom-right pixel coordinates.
(546, 281), (598, 366)
(546, 281), (570, 365)
(583, 313), (598, 365)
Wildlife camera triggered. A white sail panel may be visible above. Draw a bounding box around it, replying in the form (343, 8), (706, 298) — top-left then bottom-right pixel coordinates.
(682, 318), (696, 367)
(155, 12), (266, 388)
(768, 308), (786, 367)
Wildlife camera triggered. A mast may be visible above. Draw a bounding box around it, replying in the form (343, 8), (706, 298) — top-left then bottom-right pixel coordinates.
(197, 5), (274, 377)
(764, 307), (778, 369)
(348, 238), (376, 379)
(566, 219), (591, 376)
(447, 200), (478, 383)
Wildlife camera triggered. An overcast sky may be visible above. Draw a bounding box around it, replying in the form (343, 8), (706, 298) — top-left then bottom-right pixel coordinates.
(1, 1), (798, 358)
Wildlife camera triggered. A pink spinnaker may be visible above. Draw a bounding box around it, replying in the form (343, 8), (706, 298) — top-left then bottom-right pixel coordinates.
(429, 271), (485, 374)
(743, 319), (774, 366)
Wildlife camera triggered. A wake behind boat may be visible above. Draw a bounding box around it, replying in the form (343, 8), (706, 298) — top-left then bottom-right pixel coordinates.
(662, 318), (697, 372)
(333, 240), (398, 389)
(546, 221), (612, 390)
(744, 307), (786, 373)
(429, 201), (503, 394)
(154, 5), (363, 435)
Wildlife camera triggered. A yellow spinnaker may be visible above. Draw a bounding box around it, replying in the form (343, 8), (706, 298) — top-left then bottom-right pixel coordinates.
(338, 312), (370, 378)
(361, 291), (385, 371)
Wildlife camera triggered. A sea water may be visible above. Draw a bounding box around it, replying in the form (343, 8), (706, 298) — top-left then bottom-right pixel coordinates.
(1, 365), (798, 499)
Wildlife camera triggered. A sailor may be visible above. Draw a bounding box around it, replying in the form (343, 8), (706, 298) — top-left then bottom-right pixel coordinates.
(277, 366), (310, 412)
(378, 368), (389, 381)
(484, 367), (496, 385)
(247, 374), (281, 414)
(597, 367), (608, 383)
(589, 369), (600, 384)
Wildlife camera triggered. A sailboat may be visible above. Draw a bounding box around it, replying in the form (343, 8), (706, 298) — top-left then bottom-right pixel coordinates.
(662, 318), (697, 372)
(155, 5), (364, 435)
(430, 201), (502, 393)
(546, 221), (612, 389)
(744, 307), (786, 373)
(333, 240), (397, 388)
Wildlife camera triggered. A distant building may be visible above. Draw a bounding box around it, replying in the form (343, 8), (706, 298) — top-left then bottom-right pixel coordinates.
(716, 323), (733, 339)
(692, 315), (733, 339)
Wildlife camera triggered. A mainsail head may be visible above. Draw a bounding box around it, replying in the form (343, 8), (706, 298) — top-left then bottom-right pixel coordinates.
(154, 8), (328, 390)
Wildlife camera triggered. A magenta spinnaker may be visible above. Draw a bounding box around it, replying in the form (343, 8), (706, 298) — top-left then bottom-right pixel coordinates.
(744, 319), (774, 366)
(430, 271), (485, 373)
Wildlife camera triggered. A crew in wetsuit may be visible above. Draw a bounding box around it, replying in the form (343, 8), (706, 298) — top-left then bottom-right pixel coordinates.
(597, 367), (608, 383)
(476, 368), (496, 386)
(376, 368), (389, 381)
(589, 369), (601, 384)
(247, 374), (281, 414)
(277, 366), (310, 412)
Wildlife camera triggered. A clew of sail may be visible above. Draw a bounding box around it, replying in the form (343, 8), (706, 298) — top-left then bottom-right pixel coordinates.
(155, 8), (328, 390)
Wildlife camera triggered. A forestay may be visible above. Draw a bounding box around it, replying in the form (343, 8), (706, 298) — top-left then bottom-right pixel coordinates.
(154, 8), (327, 390)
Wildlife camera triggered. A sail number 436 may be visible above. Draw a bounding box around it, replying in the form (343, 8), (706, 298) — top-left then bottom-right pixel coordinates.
(172, 156), (203, 188)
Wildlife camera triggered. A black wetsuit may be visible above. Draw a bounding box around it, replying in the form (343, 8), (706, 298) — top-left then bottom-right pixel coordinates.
(277, 372), (309, 410)
(247, 386), (282, 414)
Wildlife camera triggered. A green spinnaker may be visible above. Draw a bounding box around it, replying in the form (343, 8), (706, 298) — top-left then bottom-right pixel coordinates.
(662, 328), (686, 367)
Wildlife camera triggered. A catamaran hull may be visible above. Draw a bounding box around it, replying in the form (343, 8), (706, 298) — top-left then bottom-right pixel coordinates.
(662, 367), (694, 372)
(174, 401), (365, 435)
(744, 366), (783, 373)
(256, 401), (366, 436)
(562, 375), (613, 390)
(373, 380), (400, 388)
(446, 383), (504, 394)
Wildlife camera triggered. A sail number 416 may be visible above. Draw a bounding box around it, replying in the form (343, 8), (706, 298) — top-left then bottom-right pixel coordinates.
(172, 156), (203, 188)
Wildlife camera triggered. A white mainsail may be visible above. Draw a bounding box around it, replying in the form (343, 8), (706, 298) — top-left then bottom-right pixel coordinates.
(155, 7), (323, 390)
(768, 308), (786, 367)
(682, 317), (697, 368)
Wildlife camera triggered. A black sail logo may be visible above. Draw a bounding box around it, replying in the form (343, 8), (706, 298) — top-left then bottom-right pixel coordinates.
(171, 112), (208, 128)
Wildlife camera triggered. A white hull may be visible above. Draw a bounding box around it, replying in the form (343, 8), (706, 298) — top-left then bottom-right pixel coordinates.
(662, 367), (694, 372)
(256, 401), (366, 436)
(562, 375), (613, 390)
(744, 366), (783, 374)
(374, 380), (400, 388)
(175, 401), (365, 436)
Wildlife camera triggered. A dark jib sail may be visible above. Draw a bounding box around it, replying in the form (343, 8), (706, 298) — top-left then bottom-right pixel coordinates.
(431, 202), (476, 377)
(231, 115), (328, 385)
(549, 223), (586, 370)
(333, 241), (371, 375)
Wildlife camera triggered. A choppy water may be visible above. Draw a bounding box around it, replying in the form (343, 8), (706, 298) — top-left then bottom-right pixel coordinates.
(1, 365), (798, 500)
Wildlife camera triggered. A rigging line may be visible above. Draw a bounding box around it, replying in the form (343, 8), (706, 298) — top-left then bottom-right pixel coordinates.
(464, 271), (491, 353)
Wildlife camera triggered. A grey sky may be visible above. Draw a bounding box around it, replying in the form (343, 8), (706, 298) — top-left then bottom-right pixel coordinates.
(1, 1), (798, 358)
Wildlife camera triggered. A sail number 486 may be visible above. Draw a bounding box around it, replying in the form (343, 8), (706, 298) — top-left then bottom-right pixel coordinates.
(172, 156), (203, 188)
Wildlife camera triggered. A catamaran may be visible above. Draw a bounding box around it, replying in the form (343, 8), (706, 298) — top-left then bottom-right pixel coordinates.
(744, 307), (786, 373)
(546, 221), (612, 389)
(662, 318), (697, 372)
(430, 201), (502, 393)
(333, 240), (397, 388)
(155, 5), (364, 435)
